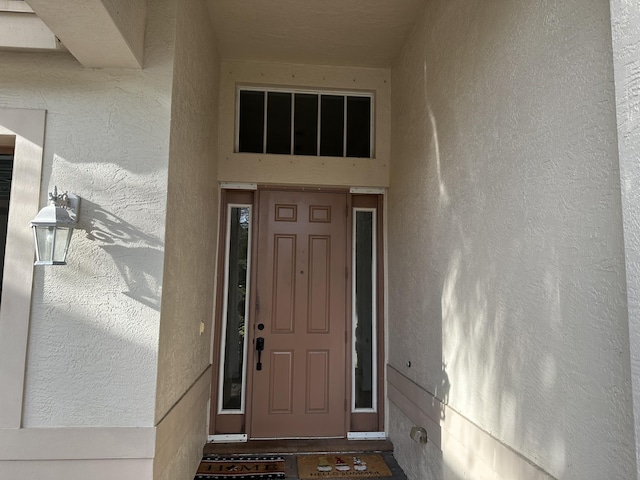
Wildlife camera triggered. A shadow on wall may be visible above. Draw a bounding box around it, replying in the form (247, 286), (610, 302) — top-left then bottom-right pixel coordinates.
(438, 362), (450, 421)
(23, 303), (158, 426)
(420, 2), (604, 476)
(386, 44), (449, 480)
(391, 12), (566, 476)
(83, 199), (164, 311)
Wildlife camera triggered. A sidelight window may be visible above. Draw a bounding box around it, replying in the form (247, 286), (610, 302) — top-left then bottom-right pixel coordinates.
(0, 152), (12, 297)
(218, 204), (252, 414)
(236, 87), (373, 158)
(352, 208), (377, 412)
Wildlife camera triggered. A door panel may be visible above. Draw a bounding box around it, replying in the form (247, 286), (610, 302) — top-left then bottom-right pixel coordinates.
(250, 190), (346, 438)
(306, 350), (329, 413)
(273, 235), (296, 332)
(308, 236), (330, 332)
(269, 351), (293, 413)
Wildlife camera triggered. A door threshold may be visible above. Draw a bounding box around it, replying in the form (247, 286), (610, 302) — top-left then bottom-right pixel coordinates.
(347, 432), (386, 440)
(251, 436), (343, 441)
(203, 438), (393, 456)
(208, 434), (247, 443)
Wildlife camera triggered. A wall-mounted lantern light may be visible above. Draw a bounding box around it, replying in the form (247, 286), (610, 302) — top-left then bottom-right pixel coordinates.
(30, 187), (80, 265)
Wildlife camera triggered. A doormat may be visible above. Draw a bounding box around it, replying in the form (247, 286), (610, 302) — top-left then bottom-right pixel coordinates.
(195, 455), (286, 480)
(297, 454), (392, 479)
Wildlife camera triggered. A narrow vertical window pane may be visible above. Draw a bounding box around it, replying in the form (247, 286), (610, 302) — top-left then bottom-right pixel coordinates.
(354, 210), (375, 410)
(346, 96), (371, 158)
(0, 153), (13, 294)
(320, 95), (345, 157)
(238, 90), (265, 153)
(221, 206), (251, 410)
(266, 92), (292, 154)
(294, 93), (318, 156)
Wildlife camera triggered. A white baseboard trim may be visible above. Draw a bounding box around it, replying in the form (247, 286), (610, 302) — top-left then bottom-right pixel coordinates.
(208, 434), (248, 443)
(347, 432), (386, 440)
(0, 458), (153, 479)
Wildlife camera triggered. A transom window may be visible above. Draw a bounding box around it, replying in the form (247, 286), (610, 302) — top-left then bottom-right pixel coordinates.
(236, 87), (373, 158)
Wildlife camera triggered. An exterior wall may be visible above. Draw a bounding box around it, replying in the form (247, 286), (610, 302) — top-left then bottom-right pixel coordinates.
(0, 109), (45, 429)
(154, 0), (221, 478)
(20, 0), (174, 429)
(610, 0), (640, 477)
(0, 0), (176, 477)
(218, 60), (390, 188)
(388, 1), (636, 479)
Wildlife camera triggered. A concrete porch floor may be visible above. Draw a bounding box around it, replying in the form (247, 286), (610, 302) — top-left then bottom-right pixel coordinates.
(201, 439), (408, 480)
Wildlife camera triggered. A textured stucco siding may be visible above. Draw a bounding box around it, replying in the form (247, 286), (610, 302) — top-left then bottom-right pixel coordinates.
(154, 0), (221, 478)
(611, 0), (640, 477)
(388, 0), (635, 479)
(0, 0), (175, 428)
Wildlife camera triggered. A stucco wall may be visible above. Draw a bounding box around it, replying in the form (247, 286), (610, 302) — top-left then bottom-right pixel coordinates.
(217, 60), (390, 188)
(610, 0), (640, 477)
(388, 1), (635, 478)
(154, 0), (221, 478)
(0, 0), (175, 428)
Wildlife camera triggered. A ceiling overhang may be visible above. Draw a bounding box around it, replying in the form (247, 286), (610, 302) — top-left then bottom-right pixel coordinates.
(0, 0), (58, 51)
(206, 0), (424, 68)
(25, 0), (146, 69)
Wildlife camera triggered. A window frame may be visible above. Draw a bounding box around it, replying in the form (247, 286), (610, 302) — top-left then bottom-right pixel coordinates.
(0, 108), (45, 428)
(351, 207), (378, 413)
(217, 202), (253, 415)
(235, 86), (375, 158)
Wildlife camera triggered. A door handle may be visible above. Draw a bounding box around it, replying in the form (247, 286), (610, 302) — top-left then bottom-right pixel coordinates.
(255, 337), (265, 371)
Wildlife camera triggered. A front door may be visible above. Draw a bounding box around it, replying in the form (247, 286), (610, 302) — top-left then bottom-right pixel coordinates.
(249, 190), (347, 438)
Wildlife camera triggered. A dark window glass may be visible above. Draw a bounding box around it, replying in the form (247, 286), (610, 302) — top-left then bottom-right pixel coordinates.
(346, 96), (371, 158)
(266, 92), (292, 154)
(354, 210), (374, 409)
(294, 94), (318, 156)
(320, 95), (344, 157)
(238, 89), (372, 158)
(238, 90), (265, 153)
(0, 154), (13, 298)
(221, 206), (250, 410)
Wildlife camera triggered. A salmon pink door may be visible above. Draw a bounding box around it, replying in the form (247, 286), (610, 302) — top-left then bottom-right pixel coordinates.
(249, 190), (347, 438)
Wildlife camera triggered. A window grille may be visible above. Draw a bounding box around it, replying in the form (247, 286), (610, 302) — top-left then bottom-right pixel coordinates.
(236, 87), (373, 158)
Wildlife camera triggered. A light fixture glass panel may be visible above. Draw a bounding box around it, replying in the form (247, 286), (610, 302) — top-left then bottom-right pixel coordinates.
(35, 226), (55, 264)
(220, 206), (251, 411)
(52, 227), (72, 264)
(354, 210), (375, 410)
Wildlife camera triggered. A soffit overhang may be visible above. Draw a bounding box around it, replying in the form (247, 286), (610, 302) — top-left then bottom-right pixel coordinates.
(206, 0), (425, 68)
(25, 0), (146, 69)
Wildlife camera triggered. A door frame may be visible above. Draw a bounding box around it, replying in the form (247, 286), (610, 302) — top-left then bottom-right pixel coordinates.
(209, 186), (385, 439)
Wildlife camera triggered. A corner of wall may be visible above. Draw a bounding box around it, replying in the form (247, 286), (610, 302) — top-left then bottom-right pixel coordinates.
(154, 1), (221, 478)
